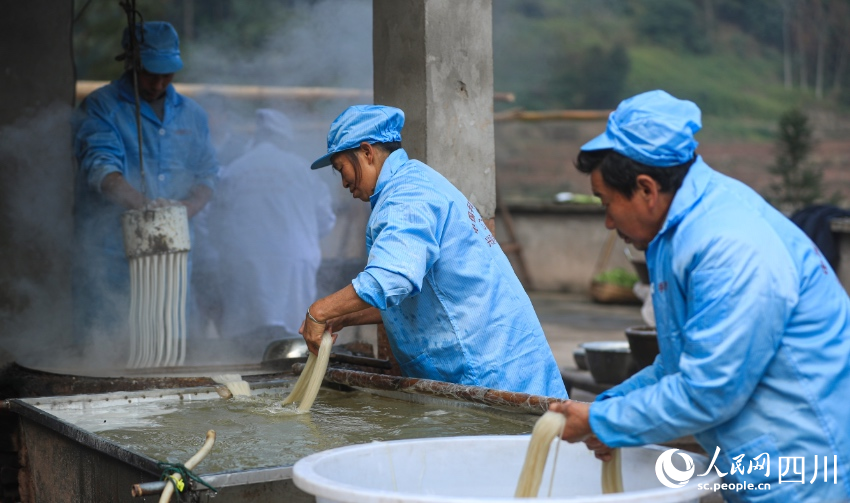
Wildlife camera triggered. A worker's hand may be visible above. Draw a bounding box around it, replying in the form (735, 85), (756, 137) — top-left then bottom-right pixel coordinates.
(548, 400), (614, 461)
(549, 400), (594, 442)
(325, 314), (349, 335)
(583, 435), (614, 462)
(148, 197), (177, 209)
(298, 316), (327, 355)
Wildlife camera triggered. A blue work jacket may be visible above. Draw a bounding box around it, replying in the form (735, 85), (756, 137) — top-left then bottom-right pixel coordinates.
(589, 158), (850, 502)
(352, 149), (567, 398)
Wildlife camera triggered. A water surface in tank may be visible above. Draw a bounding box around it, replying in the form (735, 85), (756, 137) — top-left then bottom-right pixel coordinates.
(47, 387), (534, 473)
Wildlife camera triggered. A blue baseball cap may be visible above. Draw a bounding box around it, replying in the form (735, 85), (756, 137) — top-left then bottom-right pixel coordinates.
(122, 21), (183, 75)
(581, 90), (701, 167)
(311, 105), (404, 170)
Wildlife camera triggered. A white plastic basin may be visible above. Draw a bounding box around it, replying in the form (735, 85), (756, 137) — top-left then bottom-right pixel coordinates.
(293, 435), (721, 502)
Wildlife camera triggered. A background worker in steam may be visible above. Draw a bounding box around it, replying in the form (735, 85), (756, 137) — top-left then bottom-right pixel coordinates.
(203, 108), (336, 362)
(72, 21), (218, 351)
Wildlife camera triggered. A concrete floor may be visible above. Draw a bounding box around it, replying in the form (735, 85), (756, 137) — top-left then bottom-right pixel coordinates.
(529, 291), (645, 401)
(530, 290), (645, 371)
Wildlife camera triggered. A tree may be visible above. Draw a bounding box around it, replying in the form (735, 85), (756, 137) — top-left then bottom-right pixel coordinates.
(767, 109), (823, 212)
(635, 0), (710, 54)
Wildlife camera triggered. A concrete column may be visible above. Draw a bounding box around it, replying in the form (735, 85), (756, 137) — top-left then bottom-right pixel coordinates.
(0, 2), (75, 354)
(372, 0), (496, 219)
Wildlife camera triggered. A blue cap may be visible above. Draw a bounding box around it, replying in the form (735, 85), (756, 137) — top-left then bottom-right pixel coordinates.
(122, 22), (183, 74)
(311, 105), (404, 170)
(581, 90), (701, 167)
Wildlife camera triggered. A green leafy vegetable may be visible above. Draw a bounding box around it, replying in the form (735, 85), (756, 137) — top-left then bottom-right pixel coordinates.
(593, 268), (639, 288)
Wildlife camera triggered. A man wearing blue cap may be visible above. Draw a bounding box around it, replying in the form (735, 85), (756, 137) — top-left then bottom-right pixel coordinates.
(550, 90), (850, 501)
(73, 21), (218, 344)
(299, 105), (567, 398)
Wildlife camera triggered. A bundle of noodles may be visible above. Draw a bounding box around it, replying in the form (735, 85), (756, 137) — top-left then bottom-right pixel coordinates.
(601, 448), (624, 493)
(282, 331), (333, 412)
(515, 411), (566, 498)
(515, 411), (624, 498)
(122, 204), (191, 368)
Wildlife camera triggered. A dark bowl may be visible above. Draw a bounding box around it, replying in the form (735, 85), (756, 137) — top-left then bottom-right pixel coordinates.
(625, 325), (659, 370)
(583, 341), (634, 385)
(573, 345), (588, 371)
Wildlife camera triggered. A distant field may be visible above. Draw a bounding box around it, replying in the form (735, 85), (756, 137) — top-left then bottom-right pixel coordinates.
(494, 117), (850, 207)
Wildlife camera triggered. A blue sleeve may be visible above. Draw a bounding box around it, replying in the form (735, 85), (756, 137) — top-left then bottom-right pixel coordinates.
(595, 356), (665, 401)
(73, 96), (125, 193)
(589, 234), (793, 447)
(352, 195), (442, 310)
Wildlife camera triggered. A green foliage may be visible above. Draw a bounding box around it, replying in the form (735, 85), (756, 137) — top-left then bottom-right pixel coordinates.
(624, 46), (796, 119)
(713, 0), (784, 50)
(767, 109), (823, 211)
(634, 0), (709, 54)
(493, 0), (634, 110)
(492, 0), (810, 126)
(593, 268), (639, 288)
(549, 44), (631, 109)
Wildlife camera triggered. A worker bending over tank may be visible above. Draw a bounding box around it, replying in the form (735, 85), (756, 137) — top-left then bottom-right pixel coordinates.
(299, 105), (567, 399)
(550, 90), (850, 502)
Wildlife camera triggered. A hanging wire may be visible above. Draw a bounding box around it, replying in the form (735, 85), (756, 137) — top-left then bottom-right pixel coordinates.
(119, 0), (148, 200)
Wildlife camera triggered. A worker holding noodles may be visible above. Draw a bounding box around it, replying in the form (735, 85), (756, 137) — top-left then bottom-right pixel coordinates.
(299, 105), (567, 399)
(550, 90), (850, 502)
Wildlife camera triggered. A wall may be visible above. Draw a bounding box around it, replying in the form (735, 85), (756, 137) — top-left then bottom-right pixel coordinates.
(0, 3), (75, 357)
(495, 203), (635, 293)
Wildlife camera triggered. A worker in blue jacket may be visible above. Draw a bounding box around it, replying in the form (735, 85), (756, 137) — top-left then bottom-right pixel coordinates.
(551, 90), (850, 502)
(73, 21), (218, 345)
(300, 105), (567, 399)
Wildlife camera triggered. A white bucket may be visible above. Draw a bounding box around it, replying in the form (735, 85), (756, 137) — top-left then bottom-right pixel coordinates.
(293, 435), (721, 503)
(121, 205), (191, 258)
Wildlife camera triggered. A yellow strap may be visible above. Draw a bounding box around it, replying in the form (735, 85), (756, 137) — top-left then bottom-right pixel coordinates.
(167, 474), (185, 492)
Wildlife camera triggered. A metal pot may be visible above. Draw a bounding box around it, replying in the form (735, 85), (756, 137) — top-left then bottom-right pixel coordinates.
(583, 341), (633, 385)
(625, 325), (659, 370)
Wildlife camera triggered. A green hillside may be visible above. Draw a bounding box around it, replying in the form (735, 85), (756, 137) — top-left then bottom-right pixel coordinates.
(493, 0), (848, 141)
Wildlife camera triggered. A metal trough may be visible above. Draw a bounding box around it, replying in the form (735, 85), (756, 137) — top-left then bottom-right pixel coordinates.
(7, 370), (563, 502)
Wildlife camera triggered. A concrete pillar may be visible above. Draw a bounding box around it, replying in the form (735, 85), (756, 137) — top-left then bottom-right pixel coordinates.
(372, 0), (496, 220)
(0, 2), (75, 355)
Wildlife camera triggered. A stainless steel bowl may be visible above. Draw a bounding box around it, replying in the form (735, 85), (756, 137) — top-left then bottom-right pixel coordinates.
(583, 341), (634, 385)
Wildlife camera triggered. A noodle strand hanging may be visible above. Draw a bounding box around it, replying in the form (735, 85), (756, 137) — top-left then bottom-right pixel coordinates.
(282, 331), (333, 412)
(515, 411), (566, 498)
(122, 205), (191, 368)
